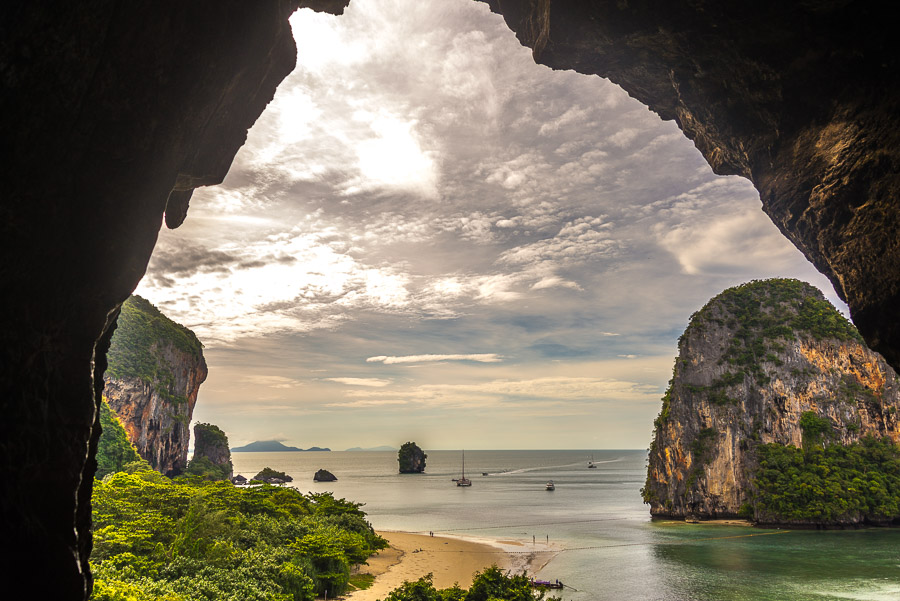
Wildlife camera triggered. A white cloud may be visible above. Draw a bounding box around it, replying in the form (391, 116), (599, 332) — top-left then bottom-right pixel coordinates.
(349, 112), (440, 199)
(325, 377), (392, 387)
(497, 217), (618, 269)
(653, 183), (800, 277)
(367, 354), (503, 364)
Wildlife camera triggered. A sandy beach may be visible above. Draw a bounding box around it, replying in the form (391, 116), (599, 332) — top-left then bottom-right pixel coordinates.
(342, 531), (558, 601)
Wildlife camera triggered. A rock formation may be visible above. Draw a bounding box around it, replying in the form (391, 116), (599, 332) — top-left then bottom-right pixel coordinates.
(644, 279), (900, 523)
(0, 3), (345, 596)
(253, 467), (294, 484)
(2, 1), (900, 597)
(398, 442), (427, 473)
(104, 296), (207, 477)
(188, 423), (233, 481)
(314, 469), (338, 482)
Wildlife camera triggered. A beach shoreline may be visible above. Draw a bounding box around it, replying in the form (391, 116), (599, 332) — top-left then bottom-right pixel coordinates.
(341, 530), (559, 600)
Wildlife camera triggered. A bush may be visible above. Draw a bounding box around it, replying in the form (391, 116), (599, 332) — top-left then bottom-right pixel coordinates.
(91, 471), (386, 600)
(752, 436), (900, 523)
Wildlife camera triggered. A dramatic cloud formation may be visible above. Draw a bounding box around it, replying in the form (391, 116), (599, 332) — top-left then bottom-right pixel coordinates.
(136, 0), (844, 450)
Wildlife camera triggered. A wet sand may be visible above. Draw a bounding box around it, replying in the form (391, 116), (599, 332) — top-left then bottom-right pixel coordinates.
(342, 531), (558, 600)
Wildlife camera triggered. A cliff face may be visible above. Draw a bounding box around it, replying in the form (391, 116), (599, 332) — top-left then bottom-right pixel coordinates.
(645, 279), (900, 521)
(104, 296), (207, 477)
(190, 423), (233, 481)
(398, 442), (427, 473)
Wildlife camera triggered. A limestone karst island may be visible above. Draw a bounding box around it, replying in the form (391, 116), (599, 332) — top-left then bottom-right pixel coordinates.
(644, 279), (900, 526)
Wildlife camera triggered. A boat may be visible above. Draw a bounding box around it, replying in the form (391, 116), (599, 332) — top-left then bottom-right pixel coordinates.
(545, 480), (555, 491)
(588, 454), (597, 468)
(457, 450), (472, 487)
(531, 579), (564, 589)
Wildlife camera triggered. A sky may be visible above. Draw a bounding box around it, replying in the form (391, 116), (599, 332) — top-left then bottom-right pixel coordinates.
(136, 0), (844, 451)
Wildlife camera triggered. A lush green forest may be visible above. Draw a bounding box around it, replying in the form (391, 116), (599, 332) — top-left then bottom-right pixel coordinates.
(91, 469), (388, 601)
(753, 435), (900, 523)
(96, 398), (144, 479)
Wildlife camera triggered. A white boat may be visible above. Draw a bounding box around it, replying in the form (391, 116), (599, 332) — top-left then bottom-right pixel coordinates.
(457, 450), (472, 487)
(545, 480), (555, 491)
(588, 454), (597, 468)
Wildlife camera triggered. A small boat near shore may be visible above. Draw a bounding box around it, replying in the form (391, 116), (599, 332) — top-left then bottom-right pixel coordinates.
(545, 480), (555, 491)
(531, 579), (564, 589)
(457, 450), (472, 487)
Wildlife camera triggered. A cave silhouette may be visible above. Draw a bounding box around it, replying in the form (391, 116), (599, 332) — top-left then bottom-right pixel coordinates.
(1, 1), (898, 598)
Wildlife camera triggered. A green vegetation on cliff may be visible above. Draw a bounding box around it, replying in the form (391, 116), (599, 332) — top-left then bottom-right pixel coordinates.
(644, 278), (899, 524)
(252, 467), (294, 483)
(96, 398), (142, 479)
(398, 442), (426, 473)
(106, 295), (203, 403)
(684, 278), (860, 384)
(753, 436), (900, 523)
(184, 423), (232, 481)
(91, 469), (387, 601)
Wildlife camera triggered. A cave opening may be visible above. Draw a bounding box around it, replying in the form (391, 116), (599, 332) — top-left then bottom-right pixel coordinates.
(139, 0), (843, 454)
(2, 0), (898, 599)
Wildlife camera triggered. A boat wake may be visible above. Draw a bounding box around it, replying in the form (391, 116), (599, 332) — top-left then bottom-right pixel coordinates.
(486, 457), (623, 476)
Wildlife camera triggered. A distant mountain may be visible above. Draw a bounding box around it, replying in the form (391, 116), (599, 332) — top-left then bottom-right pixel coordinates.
(345, 445), (397, 452)
(231, 440), (330, 452)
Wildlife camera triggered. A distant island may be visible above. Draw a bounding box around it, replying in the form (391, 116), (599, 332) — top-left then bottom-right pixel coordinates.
(345, 445), (396, 452)
(231, 440), (331, 452)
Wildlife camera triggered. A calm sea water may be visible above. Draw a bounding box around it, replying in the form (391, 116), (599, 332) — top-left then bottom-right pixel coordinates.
(231, 450), (900, 600)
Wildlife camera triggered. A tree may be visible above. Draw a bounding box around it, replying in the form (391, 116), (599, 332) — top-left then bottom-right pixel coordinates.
(96, 398), (142, 479)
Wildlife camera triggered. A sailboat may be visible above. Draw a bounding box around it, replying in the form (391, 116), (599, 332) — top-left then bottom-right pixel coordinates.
(456, 450), (472, 486)
(588, 454), (597, 468)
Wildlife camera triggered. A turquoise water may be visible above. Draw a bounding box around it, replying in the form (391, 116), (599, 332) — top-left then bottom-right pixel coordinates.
(231, 450), (900, 600)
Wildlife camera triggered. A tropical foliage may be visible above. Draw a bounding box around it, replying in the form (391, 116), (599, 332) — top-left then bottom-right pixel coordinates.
(184, 423), (232, 481)
(753, 436), (900, 523)
(96, 398), (143, 479)
(107, 295), (203, 403)
(381, 568), (561, 601)
(90, 469), (387, 600)
(683, 278), (861, 384)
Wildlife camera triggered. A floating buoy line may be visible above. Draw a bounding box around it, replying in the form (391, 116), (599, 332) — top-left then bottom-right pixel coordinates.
(385, 523), (790, 555)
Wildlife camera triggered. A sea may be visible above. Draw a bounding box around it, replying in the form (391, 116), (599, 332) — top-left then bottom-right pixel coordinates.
(231, 449), (900, 600)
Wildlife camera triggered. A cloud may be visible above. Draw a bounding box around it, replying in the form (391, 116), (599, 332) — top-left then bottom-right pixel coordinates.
(325, 377), (392, 387)
(239, 375), (304, 389)
(366, 354), (503, 364)
(324, 399), (409, 408)
(339, 375), (661, 409)
(344, 112), (440, 199)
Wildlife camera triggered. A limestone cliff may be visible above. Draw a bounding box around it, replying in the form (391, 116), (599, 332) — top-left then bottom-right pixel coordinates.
(187, 423), (233, 481)
(104, 296), (207, 477)
(644, 279), (900, 523)
(398, 442), (427, 473)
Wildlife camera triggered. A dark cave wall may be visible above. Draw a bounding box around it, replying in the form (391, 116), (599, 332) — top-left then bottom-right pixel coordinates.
(483, 0), (900, 369)
(0, 1), (346, 597)
(0, 1), (898, 599)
